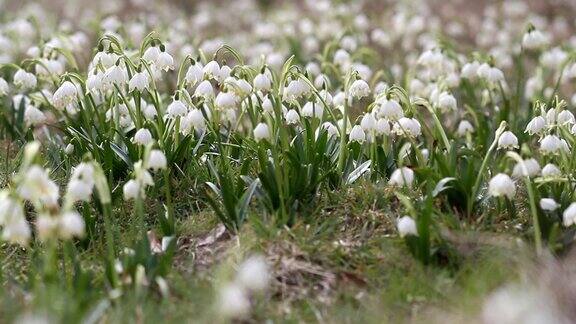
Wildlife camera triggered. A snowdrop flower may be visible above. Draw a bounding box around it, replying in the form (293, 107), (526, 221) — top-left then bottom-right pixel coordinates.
(389, 167), (415, 188)
(540, 198), (559, 211)
(66, 163), (95, 202)
(36, 214), (59, 241)
(128, 71), (149, 92)
(497, 131), (518, 149)
(188, 109), (206, 130)
(557, 110), (575, 125)
(539, 135), (564, 154)
(477, 63), (504, 83)
(194, 80), (214, 98)
(24, 105), (46, 126)
(320, 122), (339, 137)
(457, 120), (474, 136)
(185, 61), (203, 86)
(87, 71), (105, 93)
(375, 119), (391, 135)
(285, 109), (300, 125)
(512, 158), (540, 178)
(146, 150), (167, 171)
(253, 123), (270, 142)
(393, 118), (421, 137)
(0, 193), (30, 246)
(203, 60), (220, 79)
(253, 72), (272, 92)
(218, 283), (250, 319)
(360, 113), (376, 132)
(437, 92), (457, 112)
(142, 46), (160, 62)
(59, 211), (85, 239)
(132, 128), (153, 145)
(123, 179), (141, 200)
(348, 125), (366, 143)
(236, 255), (270, 292)
(541, 164), (561, 178)
(104, 64), (127, 86)
(0, 77), (9, 96)
(461, 61), (480, 80)
(397, 216), (418, 237)
(525, 116), (546, 135)
(166, 99), (187, 118)
(522, 29), (547, 50)
(13, 69), (37, 89)
(349, 79), (370, 99)
(379, 99), (404, 121)
(215, 91), (237, 110)
(488, 173), (516, 199)
(52, 81), (78, 109)
(143, 104), (157, 119)
(563, 203), (576, 227)
(17, 166), (60, 208)
(156, 47), (174, 71)
(301, 101), (323, 119)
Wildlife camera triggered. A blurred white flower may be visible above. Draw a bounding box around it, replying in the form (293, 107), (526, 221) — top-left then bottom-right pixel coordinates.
(497, 131), (518, 150)
(539, 198), (559, 211)
(236, 255), (270, 292)
(397, 216), (417, 237)
(132, 128), (153, 145)
(348, 125), (366, 143)
(563, 203), (576, 226)
(389, 167), (415, 188)
(488, 173), (516, 199)
(253, 123), (270, 142)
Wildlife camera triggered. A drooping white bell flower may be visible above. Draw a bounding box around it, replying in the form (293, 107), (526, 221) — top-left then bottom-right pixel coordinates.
(13, 69), (37, 89)
(539, 135), (564, 155)
(166, 99), (188, 118)
(24, 105), (46, 126)
(348, 125), (366, 143)
(375, 119), (391, 136)
(512, 158), (540, 178)
(522, 29), (548, 50)
(461, 61), (480, 80)
(379, 99), (404, 121)
(285, 109), (300, 125)
(393, 118), (421, 137)
(52, 81), (78, 109)
(253, 73), (272, 92)
(128, 71), (150, 92)
(488, 173), (516, 199)
(203, 60), (220, 79)
(156, 48), (175, 71)
(59, 211), (85, 239)
(17, 166), (60, 208)
(301, 101), (323, 119)
(563, 203), (576, 227)
(218, 283), (250, 319)
(0, 77), (9, 96)
(497, 131), (519, 149)
(253, 123), (270, 142)
(104, 64), (127, 87)
(557, 110), (575, 125)
(457, 120), (474, 136)
(146, 150), (167, 171)
(185, 61), (204, 86)
(437, 92), (457, 112)
(360, 113), (377, 132)
(194, 80), (214, 98)
(215, 91), (238, 110)
(142, 46), (160, 63)
(541, 163), (561, 178)
(132, 128), (153, 145)
(539, 198), (559, 211)
(397, 216), (418, 237)
(236, 255), (270, 292)
(349, 79), (370, 99)
(525, 116), (546, 135)
(389, 167), (415, 188)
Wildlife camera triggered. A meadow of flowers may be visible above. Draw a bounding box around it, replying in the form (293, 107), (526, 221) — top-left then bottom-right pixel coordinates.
(2, 0), (576, 322)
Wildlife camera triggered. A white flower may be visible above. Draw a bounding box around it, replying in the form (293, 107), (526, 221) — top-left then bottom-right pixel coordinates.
(215, 92), (238, 110)
(285, 109), (300, 125)
(572, 124), (576, 135)
(477, 63), (504, 83)
(203, 61), (220, 79)
(194, 80), (214, 98)
(393, 118), (421, 137)
(488, 173), (516, 199)
(541, 164), (561, 178)
(0, 77), (9, 96)
(461, 61), (480, 80)
(24, 105), (46, 125)
(36, 214), (59, 241)
(457, 120), (474, 136)
(525, 116), (546, 135)
(132, 128), (153, 145)
(143, 104), (157, 119)
(13, 69), (37, 89)
(563, 203), (576, 227)
(301, 101), (324, 119)
(17, 166), (59, 208)
(65, 144), (75, 155)
(375, 119), (391, 135)
(349, 79), (370, 99)
(185, 62), (204, 86)
(156, 49), (174, 71)
(540, 198), (559, 211)
(218, 283), (250, 319)
(236, 255), (270, 292)
(253, 123), (270, 142)
(66, 179), (93, 202)
(146, 150), (167, 171)
(188, 109), (206, 130)
(497, 131), (518, 149)
(59, 211), (85, 239)
(2, 217), (30, 246)
(557, 110), (575, 125)
(128, 71), (149, 92)
(348, 125), (366, 143)
(389, 167), (415, 188)
(87, 71), (104, 92)
(379, 99), (404, 121)
(360, 113), (377, 132)
(397, 216), (418, 237)
(166, 100), (188, 118)
(437, 92), (457, 112)
(52, 81), (78, 109)
(512, 158), (540, 178)
(142, 46), (160, 62)
(539, 135), (564, 154)
(0, 193), (30, 246)
(253, 73), (272, 92)
(123, 179), (141, 200)
(522, 29), (547, 50)
(104, 65), (127, 86)
(320, 122), (338, 137)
